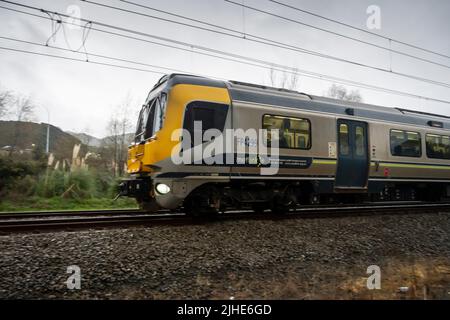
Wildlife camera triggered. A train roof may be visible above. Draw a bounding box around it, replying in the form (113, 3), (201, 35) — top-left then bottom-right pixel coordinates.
(157, 74), (450, 131)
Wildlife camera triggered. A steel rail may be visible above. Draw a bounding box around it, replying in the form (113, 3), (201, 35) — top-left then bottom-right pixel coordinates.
(0, 208), (144, 219)
(0, 202), (449, 233)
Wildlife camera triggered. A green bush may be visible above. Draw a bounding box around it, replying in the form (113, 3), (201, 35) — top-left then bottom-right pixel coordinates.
(0, 157), (133, 211)
(0, 157), (44, 191)
(10, 174), (38, 197)
(35, 168), (103, 199)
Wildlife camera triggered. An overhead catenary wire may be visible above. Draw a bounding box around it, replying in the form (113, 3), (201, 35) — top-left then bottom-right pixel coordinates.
(224, 0), (450, 70)
(43, 11), (62, 46)
(2, 43), (450, 106)
(0, 35), (228, 80)
(269, 0), (450, 61)
(1, 4), (450, 105)
(121, 0), (450, 72)
(3, 0), (450, 90)
(74, 0), (450, 89)
(0, 45), (167, 74)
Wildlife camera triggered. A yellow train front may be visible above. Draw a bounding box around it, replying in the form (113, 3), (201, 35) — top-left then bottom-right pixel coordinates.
(120, 73), (450, 213)
(121, 74), (232, 212)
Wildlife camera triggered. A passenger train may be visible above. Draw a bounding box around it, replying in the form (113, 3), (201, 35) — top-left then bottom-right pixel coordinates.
(119, 74), (450, 214)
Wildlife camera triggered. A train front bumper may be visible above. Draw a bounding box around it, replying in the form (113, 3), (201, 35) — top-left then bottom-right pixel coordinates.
(119, 177), (184, 209)
(118, 178), (151, 198)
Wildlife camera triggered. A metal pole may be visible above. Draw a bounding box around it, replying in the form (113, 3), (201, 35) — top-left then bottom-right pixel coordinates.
(42, 105), (50, 153)
(46, 123), (50, 154)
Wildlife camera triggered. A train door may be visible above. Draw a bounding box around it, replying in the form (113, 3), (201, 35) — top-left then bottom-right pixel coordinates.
(335, 119), (369, 189)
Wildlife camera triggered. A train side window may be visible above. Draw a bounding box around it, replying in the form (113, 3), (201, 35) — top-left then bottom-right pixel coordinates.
(390, 129), (421, 157)
(355, 126), (365, 156)
(426, 133), (450, 159)
(339, 124), (349, 156)
(183, 101), (229, 145)
(262, 115), (311, 149)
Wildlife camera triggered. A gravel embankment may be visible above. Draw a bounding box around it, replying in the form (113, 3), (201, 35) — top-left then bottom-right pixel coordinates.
(0, 212), (449, 299)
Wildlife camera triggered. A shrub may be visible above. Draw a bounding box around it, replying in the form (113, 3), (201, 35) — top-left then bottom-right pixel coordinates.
(35, 168), (101, 199)
(0, 157), (44, 191)
(0, 157), (124, 202)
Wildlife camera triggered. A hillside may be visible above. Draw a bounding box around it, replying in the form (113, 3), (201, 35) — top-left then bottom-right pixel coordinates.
(0, 120), (85, 160)
(66, 131), (103, 147)
(67, 131), (135, 148)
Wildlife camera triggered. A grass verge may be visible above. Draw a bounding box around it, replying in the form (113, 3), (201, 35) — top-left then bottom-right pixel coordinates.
(0, 196), (138, 212)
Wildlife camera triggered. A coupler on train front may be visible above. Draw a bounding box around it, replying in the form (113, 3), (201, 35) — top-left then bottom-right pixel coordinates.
(118, 177), (159, 212)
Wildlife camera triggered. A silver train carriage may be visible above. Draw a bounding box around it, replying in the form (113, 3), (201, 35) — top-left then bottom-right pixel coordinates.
(120, 74), (450, 213)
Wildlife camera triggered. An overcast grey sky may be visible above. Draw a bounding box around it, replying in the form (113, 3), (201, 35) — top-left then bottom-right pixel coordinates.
(0, 0), (449, 137)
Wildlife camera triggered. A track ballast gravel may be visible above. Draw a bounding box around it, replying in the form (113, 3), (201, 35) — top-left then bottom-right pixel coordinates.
(0, 211), (449, 299)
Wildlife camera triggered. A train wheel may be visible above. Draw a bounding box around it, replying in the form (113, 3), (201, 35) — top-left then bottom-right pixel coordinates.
(252, 203), (267, 214)
(270, 192), (294, 214)
(270, 200), (289, 214)
(183, 198), (219, 219)
(270, 205), (289, 214)
(138, 199), (159, 212)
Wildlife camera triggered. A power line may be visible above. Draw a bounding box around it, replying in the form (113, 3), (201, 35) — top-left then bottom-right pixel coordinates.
(0, 36), (181, 73)
(3, 0), (450, 91)
(0, 35), (227, 80)
(0, 45), (166, 74)
(2, 38), (450, 106)
(1, 4), (450, 105)
(269, 0), (450, 60)
(224, 0), (450, 70)
(77, 0), (450, 89)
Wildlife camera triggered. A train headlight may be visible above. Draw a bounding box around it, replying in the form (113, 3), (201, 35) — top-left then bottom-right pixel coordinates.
(155, 183), (171, 195)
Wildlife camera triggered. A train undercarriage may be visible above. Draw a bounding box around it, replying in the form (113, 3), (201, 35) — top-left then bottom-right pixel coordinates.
(121, 178), (450, 215)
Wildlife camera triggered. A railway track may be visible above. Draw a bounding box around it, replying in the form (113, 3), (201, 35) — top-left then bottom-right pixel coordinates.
(0, 208), (144, 219)
(0, 202), (450, 233)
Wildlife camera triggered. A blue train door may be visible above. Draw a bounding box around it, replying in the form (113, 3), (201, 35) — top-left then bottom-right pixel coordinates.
(335, 119), (369, 189)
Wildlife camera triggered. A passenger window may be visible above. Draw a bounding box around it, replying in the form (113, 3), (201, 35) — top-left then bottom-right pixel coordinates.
(390, 129), (421, 157)
(183, 101), (229, 145)
(262, 115), (311, 149)
(355, 126), (365, 156)
(339, 124), (349, 156)
(426, 133), (450, 159)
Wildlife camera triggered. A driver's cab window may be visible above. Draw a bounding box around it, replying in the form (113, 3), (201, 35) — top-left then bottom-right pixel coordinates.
(135, 93), (167, 143)
(144, 99), (156, 139)
(135, 105), (152, 143)
(153, 93), (167, 134)
(134, 108), (145, 143)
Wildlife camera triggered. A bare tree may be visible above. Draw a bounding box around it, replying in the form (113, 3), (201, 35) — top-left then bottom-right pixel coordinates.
(267, 67), (300, 91)
(12, 94), (36, 122)
(105, 116), (120, 177)
(105, 94), (133, 177)
(327, 84), (363, 102)
(269, 67), (277, 87)
(287, 68), (300, 91)
(9, 94), (36, 156)
(279, 71), (288, 90)
(0, 86), (12, 119)
(346, 89), (363, 103)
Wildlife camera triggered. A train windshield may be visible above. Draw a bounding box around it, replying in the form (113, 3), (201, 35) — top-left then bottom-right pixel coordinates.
(134, 93), (167, 143)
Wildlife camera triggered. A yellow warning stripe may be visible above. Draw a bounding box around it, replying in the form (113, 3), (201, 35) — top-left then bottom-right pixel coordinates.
(313, 159), (337, 165)
(372, 162), (450, 170)
(313, 159), (450, 170)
